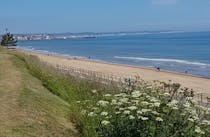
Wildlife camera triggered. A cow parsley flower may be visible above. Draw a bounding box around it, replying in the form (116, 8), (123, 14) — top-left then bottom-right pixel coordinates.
(156, 117), (163, 122)
(140, 116), (148, 121)
(153, 102), (161, 107)
(101, 120), (110, 126)
(115, 111), (121, 114)
(111, 99), (117, 104)
(101, 111), (108, 116)
(195, 126), (205, 134)
(131, 91), (141, 98)
(129, 115), (135, 120)
(137, 110), (143, 114)
(123, 110), (131, 115)
(88, 112), (96, 117)
(104, 94), (112, 97)
(202, 120), (210, 125)
(91, 89), (97, 94)
(141, 101), (149, 106)
(119, 98), (129, 103)
(141, 109), (151, 113)
(188, 118), (194, 122)
(97, 100), (109, 107)
(128, 106), (138, 111)
(164, 92), (170, 96)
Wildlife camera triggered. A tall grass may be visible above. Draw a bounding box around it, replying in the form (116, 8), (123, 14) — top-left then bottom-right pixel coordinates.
(12, 51), (210, 137)
(12, 52), (120, 136)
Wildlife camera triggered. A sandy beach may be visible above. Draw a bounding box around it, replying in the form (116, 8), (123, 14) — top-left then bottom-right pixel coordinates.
(19, 50), (210, 96)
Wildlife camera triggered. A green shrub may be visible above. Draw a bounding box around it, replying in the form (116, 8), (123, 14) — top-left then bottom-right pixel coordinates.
(84, 81), (210, 137)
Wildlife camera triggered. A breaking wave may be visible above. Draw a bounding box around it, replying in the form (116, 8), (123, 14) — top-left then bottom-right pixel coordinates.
(114, 56), (209, 66)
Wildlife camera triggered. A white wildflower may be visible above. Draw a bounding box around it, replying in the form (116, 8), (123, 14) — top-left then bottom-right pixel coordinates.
(164, 92), (170, 96)
(151, 111), (159, 115)
(200, 106), (208, 111)
(195, 126), (205, 134)
(115, 111), (121, 114)
(129, 115), (135, 120)
(111, 99), (117, 104)
(131, 91), (141, 98)
(88, 112), (96, 117)
(131, 99), (139, 105)
(128, 106), (138, 111)
(188, 118), (194, 122)
(150, 97), (158, 102)
(156, 117), (163, 122)
(105, 115), (112, 119)
(141, 109), (151, 113)
(140, 116), (148, 121)
(81, 110), (87, 115)
(172, 106), (178, 110)
(116, 102), (123, 106)
(137, 110), (143, 115)
(119, 108), (125, 111)
(141, 101), (149, 106)
(91, 89), (97, 94)
(146, 86), (153, 89)
(192, 115), (199, 121)
(202, 120), (210, 125)
(104, 94), (112, 97)
(114, 93), (127, 97)
(123, 110), (131, 115)
(97, 100), (109, 107)
(153, 102), (161, 107)
(146, 95), (151, 99)
(119, 97), (129, 103)
(183, 102), (191, 108)
(167, 100), (178, 108)
(92, 107), (98, 110)
(101, 120), (110, 126)
(101, 111), (108, 116)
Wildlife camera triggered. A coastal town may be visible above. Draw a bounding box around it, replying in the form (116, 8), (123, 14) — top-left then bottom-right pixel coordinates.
(11, 31), (182, 41)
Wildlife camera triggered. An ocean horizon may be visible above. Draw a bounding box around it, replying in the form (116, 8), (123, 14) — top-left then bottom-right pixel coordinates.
(18, 31), (210, 78)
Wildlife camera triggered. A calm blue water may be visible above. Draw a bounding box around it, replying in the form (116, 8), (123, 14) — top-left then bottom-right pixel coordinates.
(18, 32), (210, 78)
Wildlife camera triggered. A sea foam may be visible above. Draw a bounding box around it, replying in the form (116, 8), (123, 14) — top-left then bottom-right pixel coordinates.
(114, 56), (209, 66)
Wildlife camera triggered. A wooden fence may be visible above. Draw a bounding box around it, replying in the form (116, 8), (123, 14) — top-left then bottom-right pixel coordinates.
(43, 61), (210, 105)
(54, 63), (127, 86)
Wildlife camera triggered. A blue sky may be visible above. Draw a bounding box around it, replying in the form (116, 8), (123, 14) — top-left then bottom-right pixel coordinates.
(0, 0), (210, 34)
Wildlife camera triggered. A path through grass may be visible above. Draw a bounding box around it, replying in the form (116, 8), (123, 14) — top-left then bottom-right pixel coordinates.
(0, 51), (78, 137)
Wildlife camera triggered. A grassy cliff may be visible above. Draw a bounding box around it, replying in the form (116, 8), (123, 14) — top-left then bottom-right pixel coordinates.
(0, 48), (209, 137)
(0, 48), (78, 137)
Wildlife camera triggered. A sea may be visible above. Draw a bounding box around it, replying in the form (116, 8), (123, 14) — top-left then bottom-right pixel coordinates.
(17, 31), (210, 78)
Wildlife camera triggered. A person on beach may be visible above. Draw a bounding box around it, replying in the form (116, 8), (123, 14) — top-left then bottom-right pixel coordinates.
(154, 66), (160, 71)
(128, 76), (132, 87)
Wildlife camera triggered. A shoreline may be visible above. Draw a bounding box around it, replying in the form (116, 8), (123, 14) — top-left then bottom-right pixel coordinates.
(17, 49), (210, 95)
(17, 48), (210, 79)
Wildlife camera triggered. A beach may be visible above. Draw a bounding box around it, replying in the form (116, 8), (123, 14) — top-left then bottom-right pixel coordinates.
(19, 50), (210, 96)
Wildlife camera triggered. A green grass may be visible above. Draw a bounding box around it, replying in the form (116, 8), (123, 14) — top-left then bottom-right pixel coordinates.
(8, 50), (119, 137)
(0, 50), (79, 137)
(3, 49), (209, 137)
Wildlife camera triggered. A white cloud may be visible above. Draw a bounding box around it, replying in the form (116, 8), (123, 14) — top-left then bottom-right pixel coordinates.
(152, 0), (178, 5)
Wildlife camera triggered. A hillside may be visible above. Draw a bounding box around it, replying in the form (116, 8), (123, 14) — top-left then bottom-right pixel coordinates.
(0, 49), (78, 137)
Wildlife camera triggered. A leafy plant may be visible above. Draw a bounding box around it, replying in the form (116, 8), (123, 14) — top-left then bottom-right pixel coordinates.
(1, 33), (17, 47)
(84, 80), (210, 137)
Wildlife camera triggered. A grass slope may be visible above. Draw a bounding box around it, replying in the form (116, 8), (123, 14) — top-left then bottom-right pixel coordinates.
(0, 50), (78, 137)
